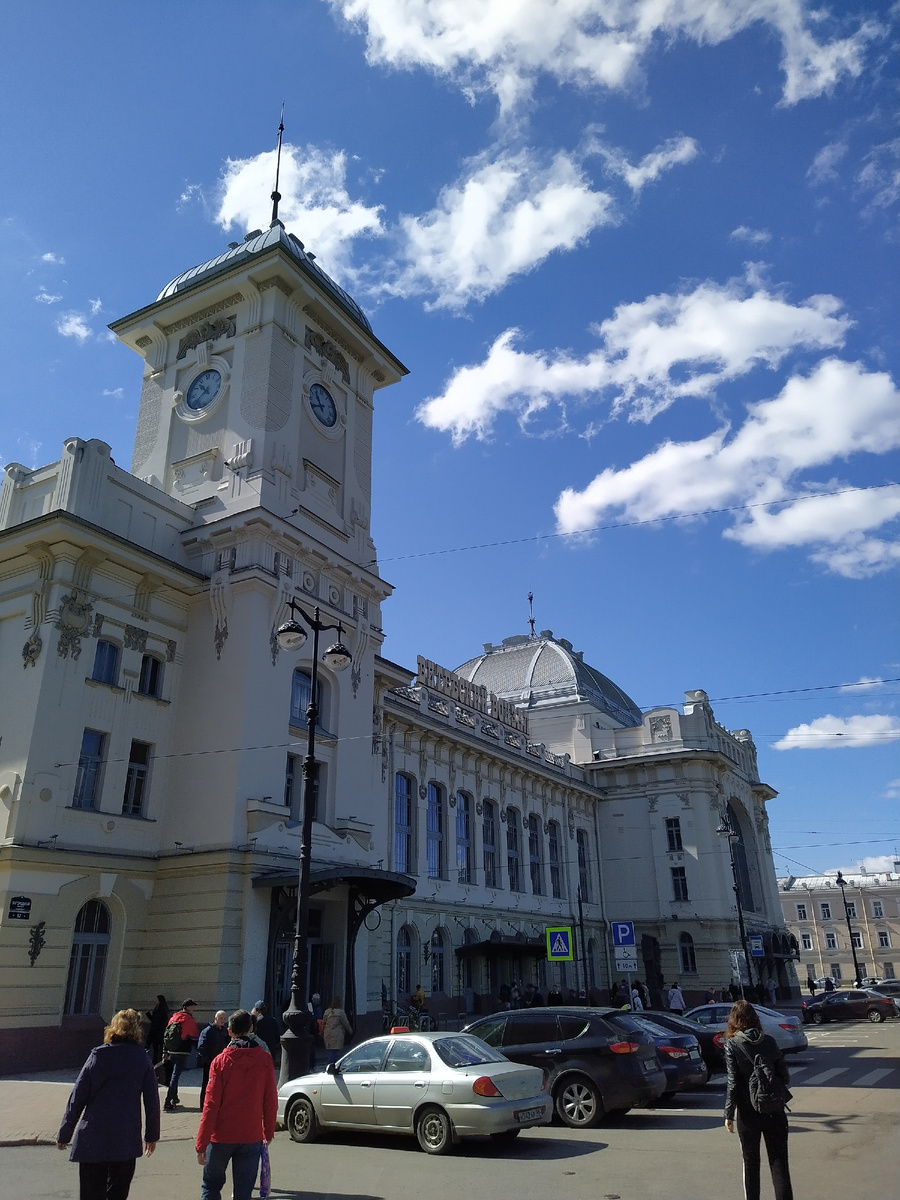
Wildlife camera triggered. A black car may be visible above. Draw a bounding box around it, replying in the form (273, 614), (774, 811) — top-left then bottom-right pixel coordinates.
(462, 1007), (666, 1128)
(642, 1009), (726, 1073)
(604, 1011), (708, 1093)
(802, 989), (897, 1024)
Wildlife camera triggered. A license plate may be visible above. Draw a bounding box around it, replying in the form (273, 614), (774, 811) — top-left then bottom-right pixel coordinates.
(689, 1049), (701, 1059)
(515, 1105), (545, 1123)
(641, 1059), (656, 1072)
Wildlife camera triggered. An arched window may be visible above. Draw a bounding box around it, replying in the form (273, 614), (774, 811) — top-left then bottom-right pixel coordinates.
(482, 800), (498, 888)
(456, 791), (473, 884)
(679, 931), (697, 975)
(397, 925), (413, 996)
(426, 783), (444, 879)
(461, 927), (477, 991)
(430, 928), (446, 994)
(577, 829), (592, 902)
(506, 809), (521, 892)
(137, 654), (163, 698)
(394, 774), (414, 874)
(65, 900), (111, 1015)
(548, 820), (563, 898)
(528, 815), (543, 895)
(91, 640), (120, 686)
(727, 802), (756, 912)
(290, 669), (327, 730)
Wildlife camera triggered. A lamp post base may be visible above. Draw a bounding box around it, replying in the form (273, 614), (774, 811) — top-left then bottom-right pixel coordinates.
(279, 1027), (314, 1087)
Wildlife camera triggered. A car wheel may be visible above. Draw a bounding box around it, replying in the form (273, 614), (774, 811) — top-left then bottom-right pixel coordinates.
(490, 1128), (521, 1141)
(554, 1076), (604, 1128)
(416, 1106), (454, 1155)
(811, 1011), (825, 1025)
(867, 1009), (884, 1023)
(286, 1096), (319, 1143)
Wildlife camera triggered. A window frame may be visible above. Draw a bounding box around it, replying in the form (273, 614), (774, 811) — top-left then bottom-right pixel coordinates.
(137, 653), (163, 698)
(872, 900), (884, 919)
(665, 816), (683, 853)
(801, 932), (813, 950)
(121, 740), (151, 817)
(528, 814), (543, 896)
(456, 791), (473, 884)
(820, 902), (832, 920)
(482, 800), (498, 889)
(671, 865), (689, 902)
(396, 925), (413, 997)
(796, 903), (807, 921)
(825, 931), (837, 950)
(426, 782), (445, 880)
(91, 639), (120, 686)
(394, 773), (414, 875)
(73, 729), (106, 810)
(548, 820), (562, 899)
(678, 931), (697, 974)
(506, 808), (522, 892)
(878, 930), (890, 948)
(576, 829), (591, 902)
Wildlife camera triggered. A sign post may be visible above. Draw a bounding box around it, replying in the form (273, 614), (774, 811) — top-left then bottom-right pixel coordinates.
(611, 921), (636, 1007)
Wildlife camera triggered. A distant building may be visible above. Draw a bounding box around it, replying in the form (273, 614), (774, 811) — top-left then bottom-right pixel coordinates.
(778, 868), (900, 983)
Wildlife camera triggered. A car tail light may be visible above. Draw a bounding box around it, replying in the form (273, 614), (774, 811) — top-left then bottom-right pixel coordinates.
(610, 1041), (641, 1054)
(659, 1045), (689, 1059)
(713, 1033), (725, 1048)
(472, 1076), (502, 1097)
(778, 1023), (796, 1030)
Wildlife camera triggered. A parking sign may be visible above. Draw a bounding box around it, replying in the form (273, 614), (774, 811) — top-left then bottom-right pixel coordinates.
(611, 921), (635, 947)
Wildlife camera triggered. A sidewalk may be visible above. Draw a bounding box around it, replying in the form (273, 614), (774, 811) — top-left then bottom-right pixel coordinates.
(0, 1066), (204, 1148)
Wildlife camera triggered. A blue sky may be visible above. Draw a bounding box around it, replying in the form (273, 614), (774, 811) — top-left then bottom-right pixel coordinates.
(1, 0), (897, 876)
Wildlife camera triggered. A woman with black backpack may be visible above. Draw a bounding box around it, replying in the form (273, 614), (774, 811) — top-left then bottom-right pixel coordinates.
(724, 999), (794, 1200)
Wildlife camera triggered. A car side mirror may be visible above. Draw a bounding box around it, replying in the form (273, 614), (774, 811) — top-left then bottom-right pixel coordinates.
(325, 1061), (338, 1074)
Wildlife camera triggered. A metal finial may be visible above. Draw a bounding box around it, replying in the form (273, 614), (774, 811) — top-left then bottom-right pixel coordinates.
(527, 591), (535, 638)
(270, 103), (285, 227)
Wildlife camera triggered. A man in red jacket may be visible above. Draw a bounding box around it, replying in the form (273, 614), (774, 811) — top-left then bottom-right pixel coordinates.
(196, 1009), (277, 1200)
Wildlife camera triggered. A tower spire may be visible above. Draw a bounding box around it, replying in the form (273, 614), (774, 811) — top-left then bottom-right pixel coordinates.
(270, 103), (285, 227)
(527, 591), (535, 638)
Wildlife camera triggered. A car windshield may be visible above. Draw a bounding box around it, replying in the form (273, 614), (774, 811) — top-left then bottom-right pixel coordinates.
(630, 1015), (683, 1039)
(433, 1035), (507, 1068)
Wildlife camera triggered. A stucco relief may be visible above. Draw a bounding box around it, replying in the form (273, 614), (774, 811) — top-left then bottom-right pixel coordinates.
(54, 594), (93, 660)
(650, 715), (673, 742)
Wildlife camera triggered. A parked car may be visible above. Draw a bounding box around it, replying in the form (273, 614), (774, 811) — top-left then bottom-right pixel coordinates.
(683, 1003), (808, 1054)
(462, 1007), (666, 1128)
(643, 1009), (726, 1073)
(867, 980), (900, 997)
(602, 1011), (708, 1095)
(801, 989), (898, 1025)
(278, 1031), (551, 1155)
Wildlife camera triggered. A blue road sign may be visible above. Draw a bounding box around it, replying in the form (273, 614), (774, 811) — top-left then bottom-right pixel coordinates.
(749, 935), (765, 957)
(611, 921), (635, 947)
(546, 927), (574, 961)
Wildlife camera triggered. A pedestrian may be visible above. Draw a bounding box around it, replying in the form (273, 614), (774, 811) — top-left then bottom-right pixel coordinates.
(823, 977), (835, 993)
(198, 1011), (230, 1110)
(522, 982), (542, 1007)
(251, 1001), (282, 1061)
(196, 1009), (277, 1200)
(631, 985), (644, 1011)
(807, 978), (817, 997)
(145, 994), (169, 1066)
(723, 999), (794, 1200)
(163, 998), (200, 1111)
(609, 982), (620, 1006)
(704, 987), (716, 1004)
(637, 980), (650, 1009)
(765, 977), (778, 1006)
(667, 981), (686, 1015)
(56, 1008), (159, 1200)
(547, 983), (564, 1006)
(322, 994), (353, 1065)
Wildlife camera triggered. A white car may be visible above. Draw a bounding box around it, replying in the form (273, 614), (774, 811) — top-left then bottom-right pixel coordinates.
(684, 1003), (808, 1054)
(277, 1031), (552, 1154)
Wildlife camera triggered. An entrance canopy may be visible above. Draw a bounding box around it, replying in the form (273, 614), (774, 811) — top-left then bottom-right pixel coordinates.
(253, 863), (415, 900)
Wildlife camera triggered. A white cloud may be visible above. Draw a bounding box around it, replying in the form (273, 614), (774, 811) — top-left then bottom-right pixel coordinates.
(102, 387), (125, 400)
(552, 358), (900, 576)
(416, 274), (852, 437)
(395, 150), (614, 308)
(330, 0), (878, 110)
(731, 225), (771, 245)
(88, 298), (103, 316)
(772, 714), (900, 749)
(216, 142), (384, 282)
(56, 312), (92, 342)
(840, 676), (886, 693)
(807, 140), (848, 184)
(883, 779), (900, 801)
(857, 137), (900, 211)
(595, 136), (699, 193)
(35, 288), (62, 304)
(41, 251), (64, 264)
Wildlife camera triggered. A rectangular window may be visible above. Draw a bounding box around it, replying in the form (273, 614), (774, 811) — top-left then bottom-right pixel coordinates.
(665, 817), (683, 852)
(456, 792), (472, 884)
(483, 801), (498, 888)
(845, 901), (857, 919)
(426, 783), (444, 879)
(577, 829), (592, 902)
(831, 963), (842, 981)
(73, 730), (105, 809)
(825, 932), (837, 950)
(872, 901), (884, 918)
(91, 640), (119, 686)
(796, 903), (807, 921)
(290, 670), (324, 729)
(801, 933), (813, 950)
(548, 821), (562, 899)
(528, 814), (543, 895)
(851, 930), (863, 949)
(122, 741), (151, 816)
(137, 654), (163, 697)
(284, 754), (298, 811)
(507, 810), (521, 892)
(394, 774), (413, 875)
(671, 866), (689, 902)
(820, 902), (831, 920)
(885, 962), (896, 979)
(878, 931), (890, 948)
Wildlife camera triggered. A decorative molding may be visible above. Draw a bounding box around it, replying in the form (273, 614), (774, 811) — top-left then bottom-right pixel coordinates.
(650, 714), (673, 742)
(91, 613), (105, 638)
(677, 791), (692, 809)
(305, 328), (351, 384)
(55, 593), (93, 660)
(176, 315), (236, 360)
(258, 276), (293, 297)
(133, 573), (162, 618)
(28, 921), (47, 966)
(22, 633), (42, 668)
(135, 335), (152, 349)
(24, 541), (54, 631)
(165, 639), (177, 663)
(302, 308), (363, 363)
(210, 572), (230, 661)
(123, 625), (148, 653)
(162, 294), (244, 335)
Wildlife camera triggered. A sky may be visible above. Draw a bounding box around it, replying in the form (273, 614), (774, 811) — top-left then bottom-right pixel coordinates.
(1, 0), (898, 878)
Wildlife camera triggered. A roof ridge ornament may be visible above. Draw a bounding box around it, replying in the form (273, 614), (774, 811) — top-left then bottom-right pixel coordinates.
(270, 103), (285, 228)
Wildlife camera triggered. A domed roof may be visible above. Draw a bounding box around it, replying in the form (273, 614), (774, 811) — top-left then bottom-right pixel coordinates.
(157, 224), (373, 333)
(455, 632), (642, 728)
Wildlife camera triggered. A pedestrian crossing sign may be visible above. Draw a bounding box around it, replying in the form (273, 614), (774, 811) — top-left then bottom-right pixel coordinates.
(546, 926), (574, 961)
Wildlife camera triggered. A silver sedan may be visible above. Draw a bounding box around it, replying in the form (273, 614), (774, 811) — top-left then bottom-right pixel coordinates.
(277, 1031), (551, 1154)
(684, 1003), (808, 1054)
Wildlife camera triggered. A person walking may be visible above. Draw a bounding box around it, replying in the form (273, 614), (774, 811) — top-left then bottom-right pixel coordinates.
(144, 994), (169, 1066)
(630, 985), (644, 1011)
(251, 1001), (281, 1061)
(198, 1010), (230, 1110)
(163, 998), (200, 1111)
(667, 981), (686, 1015)
(807, 977), (817, 997)
(196, 1010), (277, 1200)
(723, 999), (794, 1200)
(322, 995), (353, 1065)
(56, 1008), (159, 1200)
(765, 976), (778, 1006)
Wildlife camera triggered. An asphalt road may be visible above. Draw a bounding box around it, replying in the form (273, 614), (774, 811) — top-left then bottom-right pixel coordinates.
(2, 1019), (897, 1200)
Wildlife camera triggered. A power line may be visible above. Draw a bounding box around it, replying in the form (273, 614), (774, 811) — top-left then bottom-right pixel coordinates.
(371, 482), (898, 566)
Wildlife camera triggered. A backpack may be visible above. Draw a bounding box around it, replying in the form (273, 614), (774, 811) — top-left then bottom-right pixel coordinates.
(163, 1017), (185, 1055)
(737, 1040), (792, 1114)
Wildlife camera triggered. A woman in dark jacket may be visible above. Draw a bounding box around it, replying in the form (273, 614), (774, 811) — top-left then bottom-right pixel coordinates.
(145, 994), (169, 1065)
(56, 1008), (160, 1200)
(723, 999), (793, 1200)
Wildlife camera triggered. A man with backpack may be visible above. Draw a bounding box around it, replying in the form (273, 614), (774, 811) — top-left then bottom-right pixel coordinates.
(163, 999), (200, 1112)
(723, 999), (793, 1200)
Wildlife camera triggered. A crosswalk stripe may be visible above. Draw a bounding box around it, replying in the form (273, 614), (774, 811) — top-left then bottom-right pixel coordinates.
(851, 1068), (894, 1087)
(798, 1068), (848, 1086)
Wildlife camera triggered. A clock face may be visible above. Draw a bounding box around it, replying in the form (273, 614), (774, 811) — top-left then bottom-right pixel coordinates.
(309, 383), (338, 427)
(185, 368), (223, 411)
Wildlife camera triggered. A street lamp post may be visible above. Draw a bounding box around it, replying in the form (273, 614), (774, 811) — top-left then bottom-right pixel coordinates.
(834, 871), (862, 986)
(275, 599), (352, 1085)
(717, 812), (754, 998)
